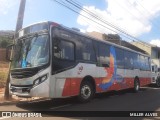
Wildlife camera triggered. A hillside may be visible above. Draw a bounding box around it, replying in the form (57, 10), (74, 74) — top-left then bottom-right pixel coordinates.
(0, 30), (14, 38)
(0, 30), (14, 48)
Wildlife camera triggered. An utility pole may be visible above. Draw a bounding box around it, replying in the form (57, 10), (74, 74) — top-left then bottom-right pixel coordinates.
(4, 0), (26, 100)
(15, 0), (26, 33)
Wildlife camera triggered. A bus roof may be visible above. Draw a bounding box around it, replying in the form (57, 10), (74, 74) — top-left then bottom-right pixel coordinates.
(58, 23), (149, 57)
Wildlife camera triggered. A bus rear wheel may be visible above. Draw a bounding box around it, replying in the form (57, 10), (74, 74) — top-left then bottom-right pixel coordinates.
(156, 77), (160, 87)
(78, 81), (94, 103)
(134, 79), (140, 92)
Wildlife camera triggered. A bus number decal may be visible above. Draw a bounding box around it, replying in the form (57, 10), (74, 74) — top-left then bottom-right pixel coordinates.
(78, 65), (83, 75)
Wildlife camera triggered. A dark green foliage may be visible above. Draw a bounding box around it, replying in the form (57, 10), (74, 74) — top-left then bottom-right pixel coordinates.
(0, 36), (13, 48)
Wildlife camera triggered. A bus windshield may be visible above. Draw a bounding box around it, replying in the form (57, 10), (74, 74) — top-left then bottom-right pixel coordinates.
(11, 34), (49, 69)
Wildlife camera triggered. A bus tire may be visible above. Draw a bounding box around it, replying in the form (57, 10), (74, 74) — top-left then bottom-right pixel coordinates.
(134, 79), (140, 92)
(156, 77), (160, 87)
(78, 80), (94, 103)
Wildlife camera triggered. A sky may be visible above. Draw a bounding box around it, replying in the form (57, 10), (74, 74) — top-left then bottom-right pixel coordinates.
(0, 0), (160, 46)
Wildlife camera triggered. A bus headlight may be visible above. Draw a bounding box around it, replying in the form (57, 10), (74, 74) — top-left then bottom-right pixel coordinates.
(33, 74), (48, 86)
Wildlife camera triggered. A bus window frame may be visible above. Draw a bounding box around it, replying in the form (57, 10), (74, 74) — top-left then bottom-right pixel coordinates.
(53, 37), (76, 62)
(115, 47), (125, 69)
(95, 41), (110, 67)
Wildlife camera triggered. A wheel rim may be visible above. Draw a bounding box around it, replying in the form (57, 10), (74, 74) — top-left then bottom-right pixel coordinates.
(81, 85), (91, 99)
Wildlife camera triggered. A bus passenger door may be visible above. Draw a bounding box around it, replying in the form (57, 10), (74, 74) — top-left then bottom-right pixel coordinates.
(51, 38), (76, 98)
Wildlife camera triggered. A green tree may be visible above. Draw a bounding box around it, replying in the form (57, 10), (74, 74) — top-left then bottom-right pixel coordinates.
(0, 40), (9, 48)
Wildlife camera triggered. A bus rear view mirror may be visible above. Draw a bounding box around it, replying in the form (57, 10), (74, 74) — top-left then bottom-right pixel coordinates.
(6, 44), (14, 62)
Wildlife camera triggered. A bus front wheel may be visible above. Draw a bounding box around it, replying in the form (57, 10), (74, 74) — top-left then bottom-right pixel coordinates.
(78, 81), (94, 102)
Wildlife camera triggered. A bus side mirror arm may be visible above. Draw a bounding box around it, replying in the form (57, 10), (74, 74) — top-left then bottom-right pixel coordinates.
(6, 44), (14, 62)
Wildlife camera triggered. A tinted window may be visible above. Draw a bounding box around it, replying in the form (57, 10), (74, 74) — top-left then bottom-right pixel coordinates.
(124, 51), (134, 69)
(12, 35), (49, 69)
(115, 47), (124, 69)
(76, 37), (96, 62)
(139, 55), (145, 70)
(152, 66), (155, 72)
(54, 39), (75, 61)
(133, 53), (139, 69)
(145, 57), (150, 71)
(97, 43), (110, 67)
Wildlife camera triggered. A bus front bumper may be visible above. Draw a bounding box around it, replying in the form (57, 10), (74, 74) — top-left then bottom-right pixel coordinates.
(10, 81), (50, 98)
(10, 85), (32, 98)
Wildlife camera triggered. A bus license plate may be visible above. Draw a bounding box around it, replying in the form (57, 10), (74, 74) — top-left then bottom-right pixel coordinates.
(16, 89), (22, 93)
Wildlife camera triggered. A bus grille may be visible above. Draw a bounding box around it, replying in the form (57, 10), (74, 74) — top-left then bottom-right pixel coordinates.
(11, 68), (39, 79)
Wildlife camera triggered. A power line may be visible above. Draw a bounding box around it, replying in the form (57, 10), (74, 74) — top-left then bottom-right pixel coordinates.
(113, 0), (146, 23)
(68, 0), (136, 39)
(51, 0), (119, 34)
(52, 0), (143, 42)
(134, 0), (160, 25)
(53, 0), (138, 41)
(127, 0), (160, 30)
(135, 0), (154, 17)
(69, 0), (150, 42)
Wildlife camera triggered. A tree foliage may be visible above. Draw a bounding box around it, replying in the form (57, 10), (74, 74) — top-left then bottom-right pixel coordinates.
(0, 36), (13, 48)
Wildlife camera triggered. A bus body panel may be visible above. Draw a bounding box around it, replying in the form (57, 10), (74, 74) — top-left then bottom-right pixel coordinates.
(30, 66), (51, 97)
(51, 63), (151, 98)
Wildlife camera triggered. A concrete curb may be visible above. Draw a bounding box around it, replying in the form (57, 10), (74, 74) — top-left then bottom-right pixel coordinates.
(0, 100), (19, 106)
(0, 98), (50, 106)
(0, 93), (29, 106)
(0, 99), (33, 106)
(0, 93), (20, 106)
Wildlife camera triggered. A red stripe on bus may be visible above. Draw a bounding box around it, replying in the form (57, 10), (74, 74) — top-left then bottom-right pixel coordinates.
(62, 79), (70, 96)
(95, 77), (151, 92)
(62, 78), (81, 97)
(70, 78), (81, 96)
(62, 77), (151, 97)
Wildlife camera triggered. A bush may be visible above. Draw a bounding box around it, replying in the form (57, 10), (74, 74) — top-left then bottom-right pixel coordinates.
(0, 62), (9, 88)
(0, 40), (8, 48)
(0, 36), (13, 48)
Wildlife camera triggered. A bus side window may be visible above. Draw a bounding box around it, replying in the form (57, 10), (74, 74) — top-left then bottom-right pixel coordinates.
(133, 53), (139, 69)
(97, 43), (110, 67)
(139, 55), (145, 70)
(148, 57), (151, 71)
(124, 51), (134, 69)
(54, 39), (75, 61)
(79, 37), (96, 62)
(115, 47), (124, 69)
(145, 57), (150, 71)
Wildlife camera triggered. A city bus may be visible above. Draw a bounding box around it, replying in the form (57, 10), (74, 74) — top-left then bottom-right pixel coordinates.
(7, 21), (151, 102)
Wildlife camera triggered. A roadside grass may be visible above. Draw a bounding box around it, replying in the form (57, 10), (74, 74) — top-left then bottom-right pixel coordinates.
(0, 61), (9, 88)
